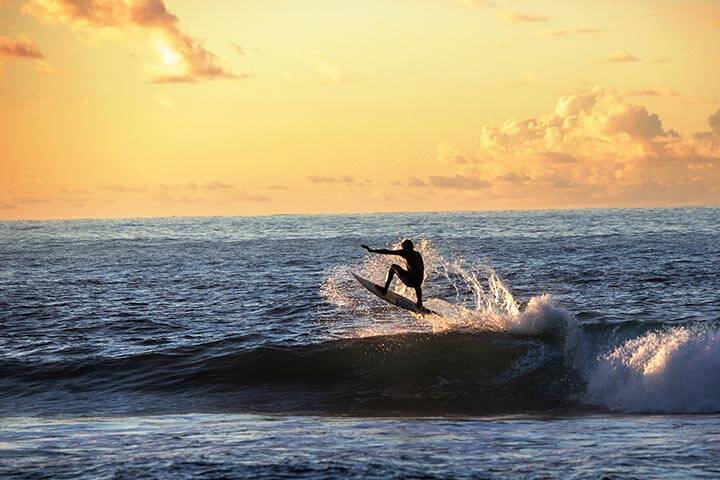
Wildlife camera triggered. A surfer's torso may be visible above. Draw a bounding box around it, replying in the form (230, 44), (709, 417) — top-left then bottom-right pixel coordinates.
(399, 250), (424, 287)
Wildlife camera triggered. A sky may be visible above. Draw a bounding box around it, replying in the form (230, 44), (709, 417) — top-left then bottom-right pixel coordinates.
(1, 0), (719, 220)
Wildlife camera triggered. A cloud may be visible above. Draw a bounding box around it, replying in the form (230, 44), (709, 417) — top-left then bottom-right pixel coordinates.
(497, 172), (530, 182)
(693, 108), (720, 149)
(13, 195), (51, 204)
(308, 51), (358, 84)
(0, 35), (43, 58)
(537, 27), (604, 37)
(202, 181), (236, 191)
(0, 201), (17, 210)
(9, 98), (51, 108)
(503, 72), (535, 87)
(429, 174), (492, 190)
(307, 174), (356, 184)
(231, 193), (270, 202)
(231, 43), (245, 55)
(622, 85), (718, 106)
(498, 9), (549, 23)
(35, 59), (58, 74)
(407, 177), (427, 187)
(100, 185), (147, 193)
(593, 51), (640, 63)
(22, 0), (244, 83)
(60, 188), (90, 194)
(437, 143), (475, 164)
(456, 0), (494, 7)
(156, 93), (176, 108)
(462, 86), (720, 204)
(94, 182), (269, 205)
(540, 151), (579, 164)
(623, 85), (682, 97)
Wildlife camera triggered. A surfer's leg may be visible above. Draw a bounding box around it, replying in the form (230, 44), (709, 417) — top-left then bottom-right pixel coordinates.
(379, 264), (405, 294)
(414, 286), (423, 308)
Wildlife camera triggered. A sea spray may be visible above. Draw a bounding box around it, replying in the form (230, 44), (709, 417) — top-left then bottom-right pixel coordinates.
(585, 324), (720, 413)
(321, 238), (572, 337)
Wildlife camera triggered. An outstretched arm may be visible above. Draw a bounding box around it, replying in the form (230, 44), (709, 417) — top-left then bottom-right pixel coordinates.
(361, 245), (404, 256)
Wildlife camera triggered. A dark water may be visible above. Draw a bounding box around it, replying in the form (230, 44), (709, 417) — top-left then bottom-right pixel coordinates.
(1, 208), (719, 478)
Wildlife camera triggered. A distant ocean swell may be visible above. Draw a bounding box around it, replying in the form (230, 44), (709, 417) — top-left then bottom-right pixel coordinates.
(2, 239), (718, 416)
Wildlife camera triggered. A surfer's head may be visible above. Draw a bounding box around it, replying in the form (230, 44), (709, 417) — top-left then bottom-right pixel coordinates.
(401, 239), (414, 251)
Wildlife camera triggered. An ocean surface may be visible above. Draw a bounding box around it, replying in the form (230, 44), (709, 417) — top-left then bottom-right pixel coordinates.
(1, 207), (719, 478)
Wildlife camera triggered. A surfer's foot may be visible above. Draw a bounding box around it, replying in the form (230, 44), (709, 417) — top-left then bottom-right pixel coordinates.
(376, 285), (388, 295)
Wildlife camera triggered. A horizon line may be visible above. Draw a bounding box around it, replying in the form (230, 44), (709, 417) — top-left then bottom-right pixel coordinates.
(1, 203), (718, 223)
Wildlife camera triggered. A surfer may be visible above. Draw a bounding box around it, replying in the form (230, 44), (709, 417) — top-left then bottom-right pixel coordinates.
(361, 240), (425, 309)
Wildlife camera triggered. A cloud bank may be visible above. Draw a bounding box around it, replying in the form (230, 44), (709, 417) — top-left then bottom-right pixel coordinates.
(452, 86), (720, 204)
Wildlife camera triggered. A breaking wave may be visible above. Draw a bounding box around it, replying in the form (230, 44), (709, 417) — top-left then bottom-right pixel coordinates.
(320, 238), (720, 414)
(1, 239), (717, 416)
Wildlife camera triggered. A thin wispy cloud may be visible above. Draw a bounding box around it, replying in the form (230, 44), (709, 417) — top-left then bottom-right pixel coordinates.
(503, 72), (536, 87)
(100, 185), (148, 193)
(537, 27), (604, 37)
(623, 85), (682, 98)
(620, 85), (719, 105)
(0, 35), (43, 58)
(498, 9), (549, 23)
(456, 0), (494, 7)
(429, 175), (492, 190)
(307, 175), (356, 184)
(497, 172), (531, 183)
(0, 34), (57, 76)
(9, 98), (51, 108)
(203, 181), (236, 191)
(593, 51), (640, 63)
(308, 51), (359, 84)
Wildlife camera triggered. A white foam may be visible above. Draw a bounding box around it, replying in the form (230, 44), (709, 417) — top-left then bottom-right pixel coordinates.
(320, 238), (573, 337)
(585, 324), (720, 413)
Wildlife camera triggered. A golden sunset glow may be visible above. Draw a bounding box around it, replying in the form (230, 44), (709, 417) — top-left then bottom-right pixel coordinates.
(157, 41), (179, 66)
(1, 0), (719, 219)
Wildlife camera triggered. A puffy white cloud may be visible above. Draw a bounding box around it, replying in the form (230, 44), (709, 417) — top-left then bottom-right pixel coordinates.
(457, 87), (720, 204)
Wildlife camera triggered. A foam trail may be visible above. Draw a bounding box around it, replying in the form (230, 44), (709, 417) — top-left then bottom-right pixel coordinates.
(585, 324), (720, 413)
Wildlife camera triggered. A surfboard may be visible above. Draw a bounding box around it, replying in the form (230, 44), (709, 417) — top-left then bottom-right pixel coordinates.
(351, 271), (437, 315)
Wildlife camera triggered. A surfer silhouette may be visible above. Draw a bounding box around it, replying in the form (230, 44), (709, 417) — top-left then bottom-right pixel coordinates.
(361, 239), (425, 309)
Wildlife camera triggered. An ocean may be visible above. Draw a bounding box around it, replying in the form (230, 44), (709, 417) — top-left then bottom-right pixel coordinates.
(1, 208), (719, 478)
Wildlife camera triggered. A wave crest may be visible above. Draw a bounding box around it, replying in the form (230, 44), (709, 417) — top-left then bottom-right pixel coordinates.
(586, 324), (720, 413)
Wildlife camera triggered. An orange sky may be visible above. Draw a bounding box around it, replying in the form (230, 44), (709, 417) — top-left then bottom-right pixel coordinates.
(1, 0), (719, 220)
